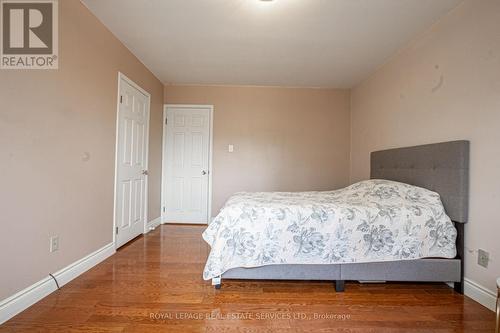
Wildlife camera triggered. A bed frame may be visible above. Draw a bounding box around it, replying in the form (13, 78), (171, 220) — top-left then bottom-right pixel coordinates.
(214, 141), (470, 293)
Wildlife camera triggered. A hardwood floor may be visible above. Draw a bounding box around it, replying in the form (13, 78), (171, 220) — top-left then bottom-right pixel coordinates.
(1, 225), (495, 332)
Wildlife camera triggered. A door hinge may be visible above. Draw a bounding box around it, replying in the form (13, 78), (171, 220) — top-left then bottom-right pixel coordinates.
(165, 117), (168, 125)
(162, 206), (166, 213)
(115, 226), (118, 235)
(120, 95), (123, 104)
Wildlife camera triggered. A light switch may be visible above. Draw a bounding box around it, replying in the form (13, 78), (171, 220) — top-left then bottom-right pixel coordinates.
(228, 144), (234, 153)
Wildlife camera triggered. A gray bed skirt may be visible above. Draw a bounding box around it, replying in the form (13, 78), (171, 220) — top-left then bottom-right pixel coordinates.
(221, 258), (461, 283)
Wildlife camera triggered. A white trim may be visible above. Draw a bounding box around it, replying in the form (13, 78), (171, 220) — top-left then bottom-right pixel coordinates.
(464, 278), (496, 312)
(161, 104), (214, 225)
(208, 105), (214, 224)
(113, 72), (151, 248)
(0, 242), (115, 324)
(160, 107), (168, 223)
(146, 217), (161, 232)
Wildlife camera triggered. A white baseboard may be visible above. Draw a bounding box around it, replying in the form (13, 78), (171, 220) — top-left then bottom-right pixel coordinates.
(146, 217), (161, 232)
(464, 278), (497, 311)
(0, 242), (115, 324)
(160, 216), (215, 225)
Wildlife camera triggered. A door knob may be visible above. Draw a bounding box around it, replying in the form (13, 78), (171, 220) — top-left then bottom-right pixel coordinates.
(201, 170), (207, 175)
(142, 170), (148, 176)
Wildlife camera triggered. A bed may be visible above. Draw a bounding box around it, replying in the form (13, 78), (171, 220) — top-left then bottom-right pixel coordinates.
(203, 140), (469, 293)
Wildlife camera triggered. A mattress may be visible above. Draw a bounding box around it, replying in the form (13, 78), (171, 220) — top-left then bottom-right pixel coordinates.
(202, 179), (457, 280)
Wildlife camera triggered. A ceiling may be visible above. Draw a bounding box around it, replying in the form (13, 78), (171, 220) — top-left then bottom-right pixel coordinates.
(82, 0), (462, 88)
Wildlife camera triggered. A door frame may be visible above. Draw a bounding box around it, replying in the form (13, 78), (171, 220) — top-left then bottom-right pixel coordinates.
(161, 104), (214, 225)
(113, 72), (151, 248)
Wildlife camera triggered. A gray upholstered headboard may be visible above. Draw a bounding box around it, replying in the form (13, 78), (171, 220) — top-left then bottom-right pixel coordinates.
(370, 141), (470, 223)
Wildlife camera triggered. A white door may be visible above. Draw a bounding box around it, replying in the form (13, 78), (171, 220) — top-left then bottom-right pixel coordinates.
(115, 75), (150, 248)
(164, 106), (211, 224)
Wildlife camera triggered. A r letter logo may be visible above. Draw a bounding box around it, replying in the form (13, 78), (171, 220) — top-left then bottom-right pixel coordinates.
(1, 0), (58, 69)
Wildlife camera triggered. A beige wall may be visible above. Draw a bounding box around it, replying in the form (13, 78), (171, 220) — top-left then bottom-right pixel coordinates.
(164, 85), (351, 213)
(0, 0), (163, 299)
(351, 0), (500, 292)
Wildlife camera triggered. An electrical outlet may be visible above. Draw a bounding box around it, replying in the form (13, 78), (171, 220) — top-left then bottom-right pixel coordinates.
(477, 249), (489, 268)
(50, 236), (59, 253)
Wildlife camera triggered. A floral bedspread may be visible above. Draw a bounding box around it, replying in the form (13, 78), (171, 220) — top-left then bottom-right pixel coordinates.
(202, 179), (457, 280)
